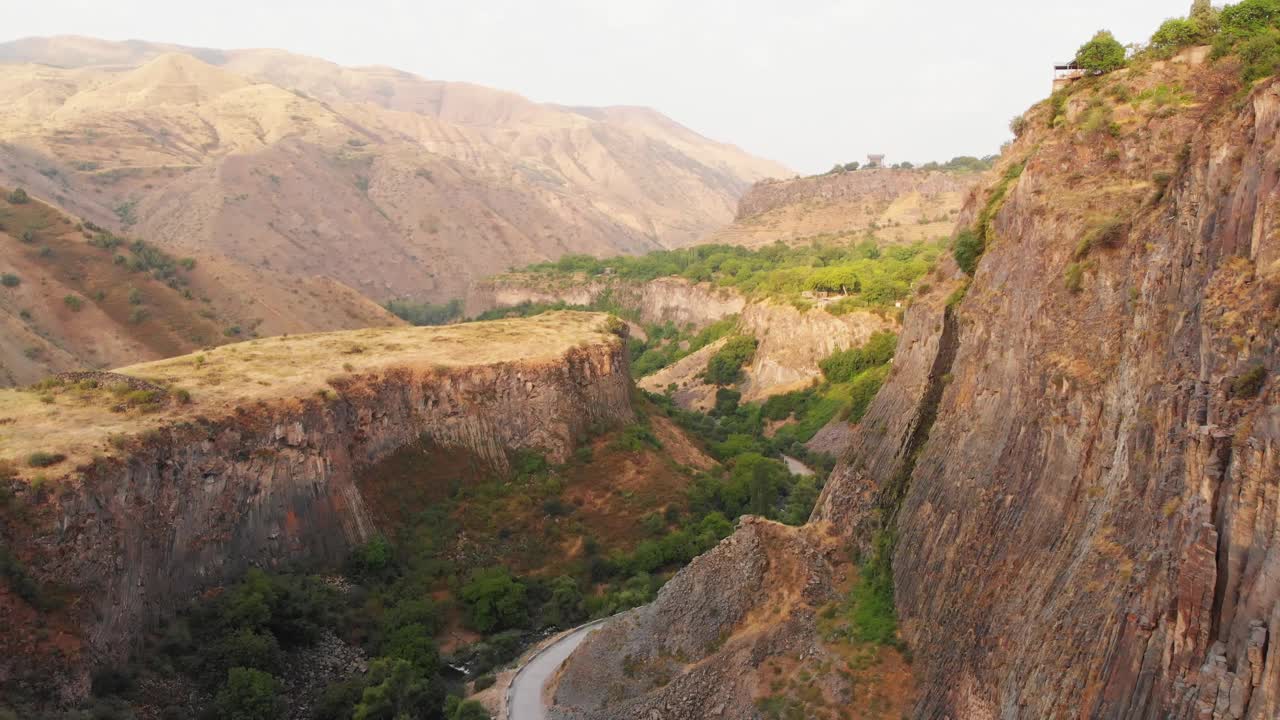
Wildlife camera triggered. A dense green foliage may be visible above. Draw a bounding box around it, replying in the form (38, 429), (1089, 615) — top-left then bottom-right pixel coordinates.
(213, 668), (282, 720)
(704, 336), (758, 386)
(629, 316), (739, 378)
(385, 299), (464, 326)
(818, 332), (897, 383)
(459, 567), (528, 633)
(0, 273), (18, 287)
(824, 155), (995, 175)
(515, 239), (941, 311)
(1075, 30), (1128, 73)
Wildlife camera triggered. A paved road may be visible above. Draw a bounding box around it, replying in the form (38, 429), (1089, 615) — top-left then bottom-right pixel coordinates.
(506, 622), (604, 720)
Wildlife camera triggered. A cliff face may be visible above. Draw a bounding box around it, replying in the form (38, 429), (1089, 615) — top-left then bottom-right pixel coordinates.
(700, 168), (977, 249)
(554, 53), (1279, 719)
(466, 275), (747, 328)
(474, 275), (894, 406)
(736, 170), (973, 221)
(817, 56), (1280, 717)
(0, 315), (631, 697)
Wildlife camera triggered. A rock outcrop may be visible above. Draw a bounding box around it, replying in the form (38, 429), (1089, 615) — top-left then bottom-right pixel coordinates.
(475, 275), (895, 407)
(818, 54), (1280, 719)
(549, 518), (840, 720)
(0, 313), (632, 698)
(700, 168), (977, 249)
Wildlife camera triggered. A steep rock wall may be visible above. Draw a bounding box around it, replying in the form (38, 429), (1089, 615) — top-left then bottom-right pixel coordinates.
(465, 276), (745, 329)
(736, 169), (974, 221)
(3, 340), (631, 696)
(816, 64), (1280, 718)
(475, 275), (894, 407)
(739, 300), (895, 400)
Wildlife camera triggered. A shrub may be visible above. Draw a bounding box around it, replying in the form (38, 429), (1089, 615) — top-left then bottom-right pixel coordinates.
(1065, 263), (1086, 293)
(213, 668), (282, 720)
(353, 659), (444, 720)
(472, 675), (496, 692)
(129, 308), (150, 324)
(705, 336), (758, 386)
(1151, 18), (1209, 51)
(63, 295), (83, 312)
(819, 332), (898, 384)
(459, 567), (527, 633)
(28, 452), (66, 468)
(1231, 365), (1267, 398)
(1076, 30), (1128, 73)
(384, 299), (463, 326)
(953, 229), (984, 276)
(20, 229), (36, 244)
(1079, 99), (1120, 136)
(445, 696), (492, 720)
(6, 188), (29, 204)
(127, 287), (143, 305)
(1009, 114), (1028, 137)
(0, 274), (18, 287)
(1074, 217), (1128, 259)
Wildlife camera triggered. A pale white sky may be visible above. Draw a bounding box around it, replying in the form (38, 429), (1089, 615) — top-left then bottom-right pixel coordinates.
(8, 0), (1190, 173)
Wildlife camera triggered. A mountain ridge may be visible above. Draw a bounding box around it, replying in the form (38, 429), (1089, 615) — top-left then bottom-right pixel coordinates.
(0, 35), (790, 311)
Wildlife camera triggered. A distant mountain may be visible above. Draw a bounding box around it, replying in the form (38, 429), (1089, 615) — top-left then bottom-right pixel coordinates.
(0, 36), (791, 307)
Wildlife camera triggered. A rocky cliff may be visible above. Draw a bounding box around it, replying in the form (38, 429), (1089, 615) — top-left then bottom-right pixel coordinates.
(0, 312), (632, 698)
(830, 54), (1280, 719)
(699, 168), (977, 249)
(473, 274), (895, 408)
(555, 51), (1280, 719)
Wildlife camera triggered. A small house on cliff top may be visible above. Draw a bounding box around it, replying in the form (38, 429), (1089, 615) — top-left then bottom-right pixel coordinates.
(1054, 60), (1085, 91)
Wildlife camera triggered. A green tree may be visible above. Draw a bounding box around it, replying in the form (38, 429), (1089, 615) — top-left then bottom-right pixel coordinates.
(540, 575), (586, 628)
(1075, 30), (1128, 73)
(0, 274), (18, 288)
(819, 332), (898, 384)
(459, 567), (528, 633)
(448, 696), (491, 717)
(382, 623), (442, 674)
(1151, 18), (1208, 50)
(705, 336), (758, 386)
(6, 188), (29, 204)
(952, 229), (984, 276)
(781, 476), (820, 526)
(353, 658), (444, 720)
(213, 667), (282, 720)
(209, 628), (282, 676)
(446, 696), (491, 720)
(1190, 0), (1221, 33)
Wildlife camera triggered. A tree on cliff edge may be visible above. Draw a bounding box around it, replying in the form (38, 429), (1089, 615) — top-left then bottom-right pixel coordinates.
(1076, 30), (1128, 73)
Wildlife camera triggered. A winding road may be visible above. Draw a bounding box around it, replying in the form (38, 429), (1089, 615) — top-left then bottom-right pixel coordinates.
(506, 621), (606, 720)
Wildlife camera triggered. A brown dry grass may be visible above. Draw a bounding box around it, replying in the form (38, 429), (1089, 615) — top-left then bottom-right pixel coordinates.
(0, 311), (617, 480)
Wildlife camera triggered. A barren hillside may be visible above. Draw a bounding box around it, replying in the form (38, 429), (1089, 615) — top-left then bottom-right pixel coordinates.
(0, 36), (790, 306)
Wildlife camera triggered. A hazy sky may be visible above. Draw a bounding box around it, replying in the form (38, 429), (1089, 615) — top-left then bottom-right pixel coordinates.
(9, 0), (1190, 173)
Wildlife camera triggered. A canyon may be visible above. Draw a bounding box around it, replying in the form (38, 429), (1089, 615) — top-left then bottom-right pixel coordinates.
(548, 48), (1280, 719)
(0, 313), (633, 699)
(3, 14), (1280, 720)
